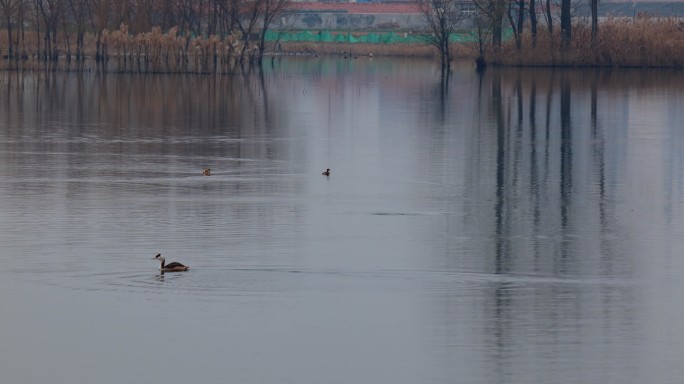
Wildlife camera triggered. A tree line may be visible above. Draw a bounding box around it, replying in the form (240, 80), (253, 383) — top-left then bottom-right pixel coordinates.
(417, 0), (601, 69)
(0, 0), (289, 62)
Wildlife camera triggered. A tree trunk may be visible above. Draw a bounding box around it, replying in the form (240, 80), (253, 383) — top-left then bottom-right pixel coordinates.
(258, 31), (266, 61)
(63, 18), (71, 61)
(77, 30), (84, 60)
(441, 38), (450, 70)
(489, 0), (506, 49)
(546, 0), (553, 35)
(492, 12), (503, 48)
(5, 16), (13, 58)
(591, 0), (598, 48)
(530, 0), (538, 46)
(35, 10), (41, 59)
(19, 3), (26, 58)
(517, 0), (524, 39)
(561, 0), (571, 46)
(507, 2), (521, 50)
(96, 33), (102, 61)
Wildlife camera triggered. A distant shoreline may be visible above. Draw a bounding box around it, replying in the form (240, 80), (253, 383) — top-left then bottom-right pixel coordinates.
(274, 17), (684, 69)
(2, 16), (683, 71)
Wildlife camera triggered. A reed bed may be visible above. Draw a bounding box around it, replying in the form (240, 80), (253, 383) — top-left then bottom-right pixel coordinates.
(491, 16), (684, 67)
(1, 25), (244, 73)
(104, 25), (243, 73)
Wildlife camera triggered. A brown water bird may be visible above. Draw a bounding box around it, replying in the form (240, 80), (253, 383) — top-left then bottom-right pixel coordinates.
(322, 168), (331, 176)
(202, 168), (211, 176)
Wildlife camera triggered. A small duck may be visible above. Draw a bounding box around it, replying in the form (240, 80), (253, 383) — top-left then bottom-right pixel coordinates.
(322, 168), (331, 176)
(202, 168), (211, 176)
(154, 253), (189, 272)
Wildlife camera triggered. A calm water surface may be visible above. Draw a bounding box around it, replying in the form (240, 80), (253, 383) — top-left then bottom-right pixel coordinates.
(1, 59), (684, 384)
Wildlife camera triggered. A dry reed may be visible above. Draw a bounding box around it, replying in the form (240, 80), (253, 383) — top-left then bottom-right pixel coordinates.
(1, 25), (244, 73)
(109, 27), (243, 73)
(491, 16), (684, 67)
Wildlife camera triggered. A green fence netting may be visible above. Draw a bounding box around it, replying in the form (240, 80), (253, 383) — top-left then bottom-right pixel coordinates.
(264, 30), (486, 44)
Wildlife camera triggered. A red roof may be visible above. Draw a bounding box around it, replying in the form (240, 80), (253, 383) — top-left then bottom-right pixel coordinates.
(287, 2), (421, 14)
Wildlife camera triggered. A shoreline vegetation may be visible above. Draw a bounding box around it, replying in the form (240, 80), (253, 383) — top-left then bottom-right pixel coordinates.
(1, 16), (683, 72)
(490, 17), (684, 68)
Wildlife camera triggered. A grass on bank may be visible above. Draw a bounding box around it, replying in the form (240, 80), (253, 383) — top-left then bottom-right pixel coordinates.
(276, 41), (436, 58)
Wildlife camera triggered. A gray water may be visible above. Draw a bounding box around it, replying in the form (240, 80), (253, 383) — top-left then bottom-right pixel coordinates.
(1, 58), (684, 384)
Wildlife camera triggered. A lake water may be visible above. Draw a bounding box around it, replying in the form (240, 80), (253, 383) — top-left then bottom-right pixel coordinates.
(1, 58), (684, 384)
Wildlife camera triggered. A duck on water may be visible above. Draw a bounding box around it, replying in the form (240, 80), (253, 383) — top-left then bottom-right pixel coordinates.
(154, 254), (189, 272)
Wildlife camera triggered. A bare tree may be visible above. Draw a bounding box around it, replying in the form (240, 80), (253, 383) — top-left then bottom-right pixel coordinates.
(0, 0), (21, 57)
(529, 0), (538, 46)
(256, 0), (289, 60)
(473, 0), (507, 49)
(516, 0), (524, 46)
(112, 0), (129, 31)
(561, 0), (571, 45)
(90, 0), (112, 60)
(591, 0), (598, 47)
(66, 0), (89, 59)
(177, 0), (205, 37)
(472, 10), (493, 69)
(228, 0), (264, 62)
(206, 0), (221, 35)
(129, 0), (155, 33)
(16, 0), (29, 57)
(35, 0), (64, 60)
(417, 0), (465, 70)
(544, 0), (553, 35)
(506, 0), (525, 49)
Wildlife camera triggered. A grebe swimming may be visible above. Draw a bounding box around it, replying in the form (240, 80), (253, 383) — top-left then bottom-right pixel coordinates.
(154, 254), (189, 272)
(322, 168), (331, 176)
(202, 168), (211, 176)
